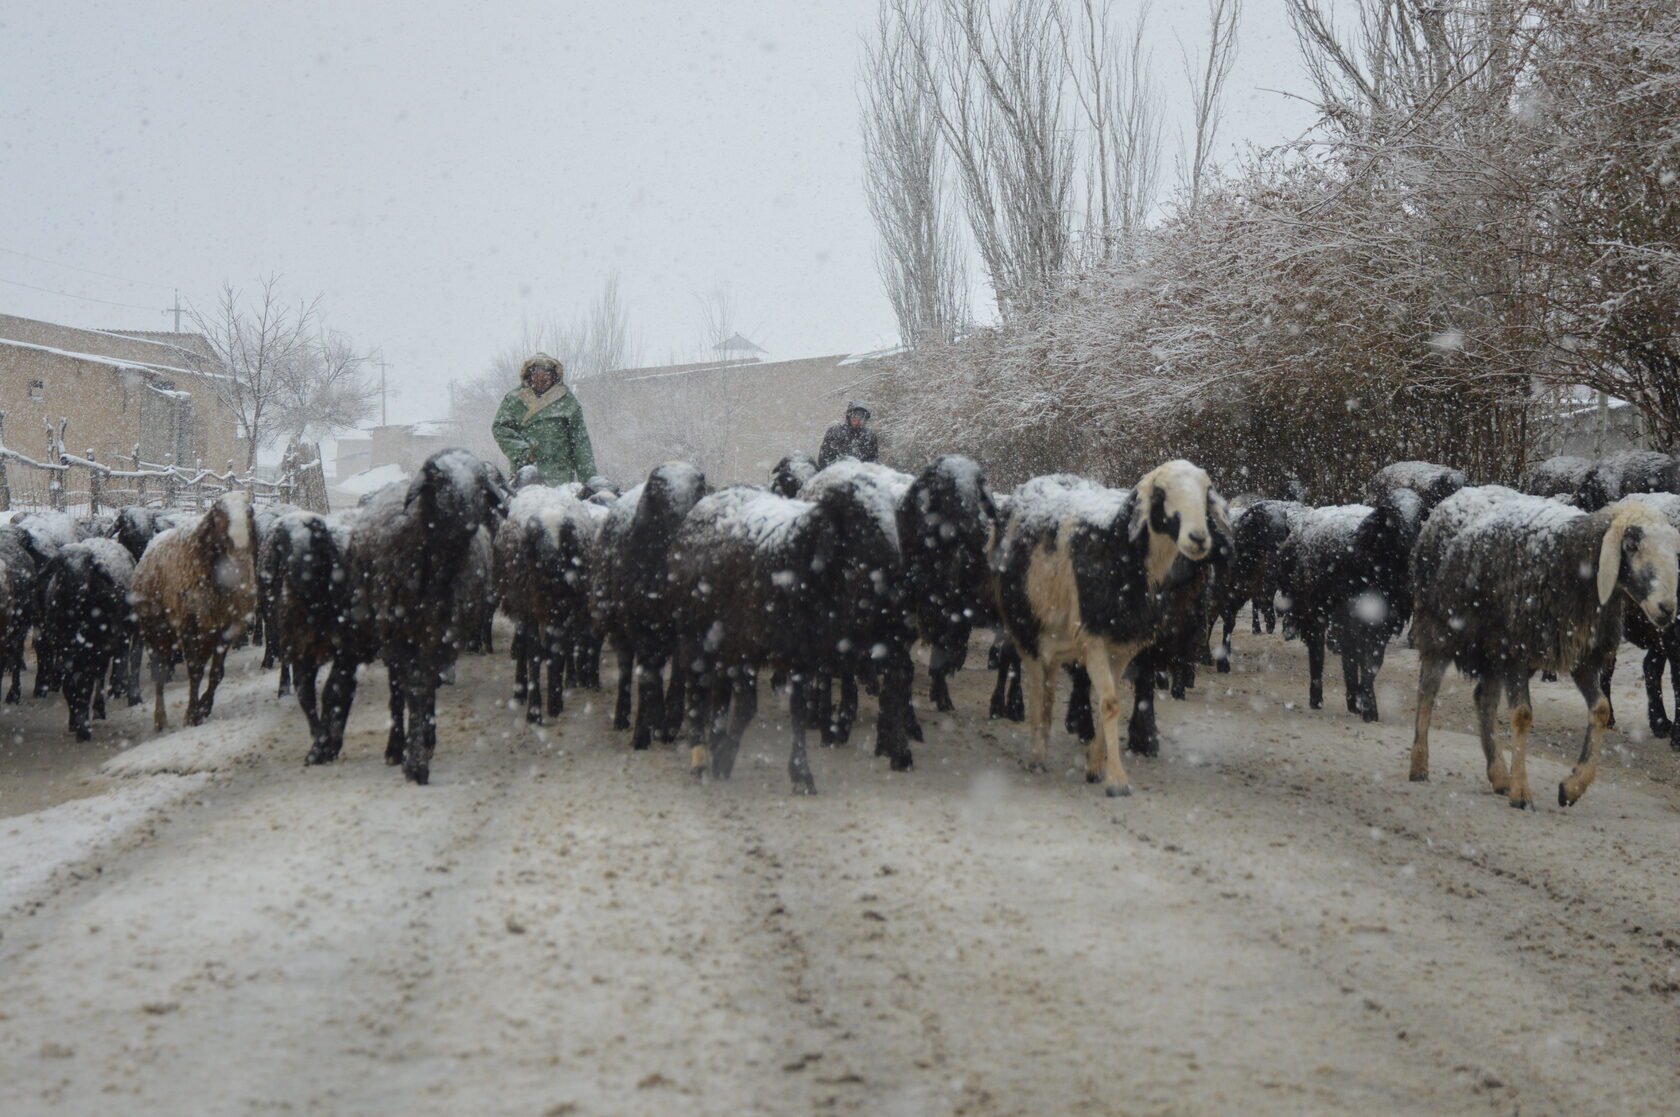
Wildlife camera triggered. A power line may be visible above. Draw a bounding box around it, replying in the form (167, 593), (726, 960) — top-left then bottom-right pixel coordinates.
(0, 275), (163, 312)
(0, 245), (176, 292)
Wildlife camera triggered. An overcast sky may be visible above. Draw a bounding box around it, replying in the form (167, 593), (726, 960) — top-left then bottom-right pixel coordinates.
(1, 0), (1318, 426)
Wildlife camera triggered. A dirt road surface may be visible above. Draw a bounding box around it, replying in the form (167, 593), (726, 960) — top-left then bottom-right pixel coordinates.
(3, 621), (1679, 1115)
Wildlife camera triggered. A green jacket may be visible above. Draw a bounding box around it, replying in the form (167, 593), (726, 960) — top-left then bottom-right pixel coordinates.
(491, 384), (598, 484)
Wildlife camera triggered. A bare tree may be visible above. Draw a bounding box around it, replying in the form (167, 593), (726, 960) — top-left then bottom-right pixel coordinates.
(269, 329), (377, 446)
(190, 276), (322, 470)
(898, 0), (1078, 318)
(1178, 0), (1241, 208)
(862, 1), (971, 347)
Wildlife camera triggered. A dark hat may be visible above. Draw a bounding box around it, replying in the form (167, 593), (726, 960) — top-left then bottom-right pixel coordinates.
(520, 352), (564, 384)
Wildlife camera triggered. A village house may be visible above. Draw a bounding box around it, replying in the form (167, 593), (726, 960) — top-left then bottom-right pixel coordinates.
(0, 312), (239, 470)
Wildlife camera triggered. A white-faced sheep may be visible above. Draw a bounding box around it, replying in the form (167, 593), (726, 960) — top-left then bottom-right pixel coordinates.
(1409, 495), (1680, 809)
(40, 539), (139, 739)
(592, 463), (708, 749)
(343, 449), (507, 784)
(1275, 489), (1423, 722)
(1589, 492), (1680, 741)
(132, 491), (259, 731)
(664, 469), (912, 794)
(991, 461), (1226, 796)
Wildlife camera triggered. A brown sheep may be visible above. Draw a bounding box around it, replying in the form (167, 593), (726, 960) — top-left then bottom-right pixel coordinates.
(133, 491), (259, 731)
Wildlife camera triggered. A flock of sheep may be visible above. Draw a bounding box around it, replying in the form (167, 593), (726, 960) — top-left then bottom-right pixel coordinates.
(10, 443), (1680, 813)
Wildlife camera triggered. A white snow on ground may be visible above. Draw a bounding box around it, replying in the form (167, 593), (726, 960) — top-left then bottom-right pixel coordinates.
(0, 774), (211, 918)
(99, 686), (289, 777)
(333, 461), (408, 496)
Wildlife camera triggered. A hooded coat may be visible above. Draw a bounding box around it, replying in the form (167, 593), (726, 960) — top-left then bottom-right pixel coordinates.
(492, 354), (598, 485)
(817, 400), (879, 470)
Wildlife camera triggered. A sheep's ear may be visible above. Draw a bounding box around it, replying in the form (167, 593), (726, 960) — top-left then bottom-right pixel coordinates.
(1597, 518), (1628, 605)
(1127, 488), (1151, 542)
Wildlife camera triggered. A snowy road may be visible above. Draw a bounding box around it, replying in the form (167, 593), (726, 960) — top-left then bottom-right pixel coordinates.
(4, 624), (1680, 1115)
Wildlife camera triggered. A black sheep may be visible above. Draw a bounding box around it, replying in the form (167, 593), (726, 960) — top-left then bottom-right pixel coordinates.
(898, 455), (998, 714)
(39, 539), (138, 739)
(1213, 498), (1304, 671)
(1275, 489), (1423, 722)
(769, 452), (817, 498)
(263, 512), (365, 765)
(1410, 496), (1679, 809)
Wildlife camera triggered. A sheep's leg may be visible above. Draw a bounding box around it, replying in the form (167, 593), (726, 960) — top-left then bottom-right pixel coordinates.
(296, 655), (324, 754)
(6, 634), (21, 703)
(811, 673), (837, 747)
(1065, 664), (1094, 741)
(1669, 642), (1680, 750)
(834, 673), (858, 745)
(314, 659), (358, 763)
(1360, 634), (1387, 724)
(715, 668), (758, 783)
(1645, 645), (1673, 738)
(786, 673), (815, 792)
(512, 623), (529, 702)
(198, 646), (229, 723)
(687, 664), (715, 780)
(385, 670), (406, 766)
(1599, 655), (1616, 730)
(875, 643), (914, 771)
(1408, 654), (1448, 782)
(402, 668), (438, 785)
(1023, 656), (1054, 773)
(125, 638), (144, 707)
(1084, 644), (1134, 797)
(183, 657), (206, 727)
(929, 641), (956, 713)
(151, 649), (170, 732)
(276, 656), (292, 699)
(1006, 655), (1024, 721)
(1504, 673), (1536, 810)
(64, 668), (91, 741)
(524, 636), (545, 724)
(612, 643), (635, 731)
(546, 630), (565, 717)
(1127, 653), (1158, 758)
(91, 661), (107, 721)
(1217, 601), (1236, 673)
(631, 656), (663, 750)
(704, 672), (736, 780)
(1341, 633), (1362, 716)
(660, 657), (686, 743)
(988, 643), (1014, 719)
(1304, 622), (1326, 710)
(1467, 676), (1511, 793)
(1560, 664), (1613, 807)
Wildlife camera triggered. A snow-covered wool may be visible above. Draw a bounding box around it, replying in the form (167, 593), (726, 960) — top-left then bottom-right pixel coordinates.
(108, 506), (161, 563)
(593, 464), (707, 749)
(1601, 449), (1680, 496)
(1524, 455), (1623, 511)
(1276, 489), (1424, 722)
(898, 455), (998, 714)
(39, 539), (138, 740)
(493, 483), (599, 725)
(1364, 460), (1466, 515)
(132, 491), (258, 732)
(1214, 499), (1306, 671)
(1410, 495), (1680, 809)
(340, 449), (508, 784)
(260, 510), (365, 765)
(769, 451), (817, 498)
(1410, 485), (1527, 597)
(991, 460), (1226, 796)
(662, 476), (914, 793)
(252, 503), (303, 678)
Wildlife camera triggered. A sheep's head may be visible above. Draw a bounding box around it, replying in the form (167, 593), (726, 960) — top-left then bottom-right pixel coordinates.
(1600, 500), (1680, 627)
(1129, 459), (1226, 564)
(206, 490), (253, 554)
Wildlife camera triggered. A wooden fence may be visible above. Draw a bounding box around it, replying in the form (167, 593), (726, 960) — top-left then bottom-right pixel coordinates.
(0, 412), (325, 518)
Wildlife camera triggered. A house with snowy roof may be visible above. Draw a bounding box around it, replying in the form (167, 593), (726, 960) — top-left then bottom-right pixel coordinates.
(0, 312), (240, 469)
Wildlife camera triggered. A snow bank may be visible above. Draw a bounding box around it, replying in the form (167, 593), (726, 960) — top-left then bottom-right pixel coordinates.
(0, 773), (211, 917)
(334, 462), (409, 497)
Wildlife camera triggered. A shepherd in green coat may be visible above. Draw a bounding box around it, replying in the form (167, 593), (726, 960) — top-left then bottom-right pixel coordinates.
(491, 352), (598, 484)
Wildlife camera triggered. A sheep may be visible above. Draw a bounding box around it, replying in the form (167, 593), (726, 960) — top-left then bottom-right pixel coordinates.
(991, 461), (1227, 796)
(897, 455), (998, 714)
(1590, 492), (1680, 741)
(1601, 449), (1680, 495)
(39, 539), (138, 739)
(1274, 489), (1423, 722)
(1365, 460), (1466, 516)
(493, 483), (598, 724)
(1524, 456), (1622, 511)
(341, 449), (507, 783)
(132, 491), (259, 731)
(664, 467), (913, 794)
(770, 452), (818, 498)
(261, 511), (367, 765)
(0, 527), (40, 703)
(1409, 495), (1680, 809)
(592, 463), (708, 748)
(1213, 499), (1306, 671)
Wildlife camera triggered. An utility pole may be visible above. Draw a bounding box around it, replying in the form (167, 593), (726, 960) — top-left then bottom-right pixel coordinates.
(163, 289), (184, 332)
(377, 357), (389, 426)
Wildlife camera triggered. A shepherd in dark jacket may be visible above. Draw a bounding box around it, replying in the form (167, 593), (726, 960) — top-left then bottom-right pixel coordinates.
(817, 400), (879, 470)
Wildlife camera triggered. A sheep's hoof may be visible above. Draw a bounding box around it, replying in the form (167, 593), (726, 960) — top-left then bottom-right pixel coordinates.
(1558, 783), (1572, 808)
(1086, 770), (1101, 783)
(404, 761), (430, 786)
(1026, 761), (1047, 774)
(1408, 771), (1429, 783)
(791, 780), (817, 796)
(890, 751), (913, 773)
(1508, 795), (1532, 811)
(1362, 707), (1380, 724)
(1105, 783), (1133, 798)
(525, 709), (542, 725)
(1309, 696), (1323, 710)
(1215, 660), (1231, 674)
(305, 746), (337, 766)
(1651, 719), (1672, 739)
(74, 727), (91, 742)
